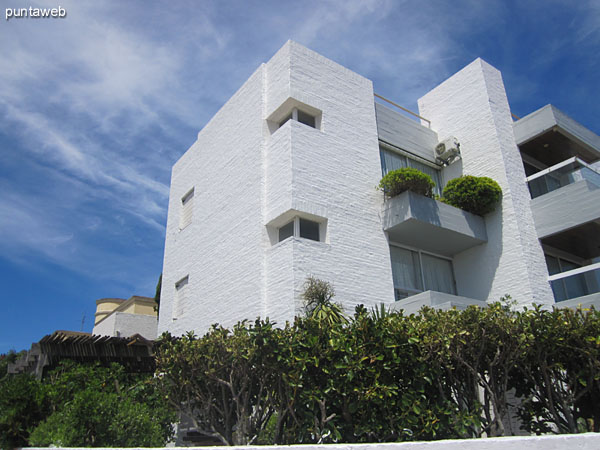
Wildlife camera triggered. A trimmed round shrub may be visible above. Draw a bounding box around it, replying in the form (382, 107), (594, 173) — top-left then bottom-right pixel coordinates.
(441, 175), (502, 216)
(379, 167), (435, 198)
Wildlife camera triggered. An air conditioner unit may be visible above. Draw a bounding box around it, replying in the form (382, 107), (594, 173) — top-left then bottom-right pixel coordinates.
(435, 137), (461, 165)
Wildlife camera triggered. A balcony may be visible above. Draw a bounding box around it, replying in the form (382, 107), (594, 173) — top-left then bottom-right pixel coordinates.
(548, 262), (600, 308)
(529, 160), (600, 239)
(526, 157), (600, 199)
(382, 191), (487, 257)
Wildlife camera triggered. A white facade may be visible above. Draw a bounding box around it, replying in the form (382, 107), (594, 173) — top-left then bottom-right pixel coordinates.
(158, 41), (600, 335)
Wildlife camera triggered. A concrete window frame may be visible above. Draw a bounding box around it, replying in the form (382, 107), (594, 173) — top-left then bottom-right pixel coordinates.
(267, 97), (322, 134)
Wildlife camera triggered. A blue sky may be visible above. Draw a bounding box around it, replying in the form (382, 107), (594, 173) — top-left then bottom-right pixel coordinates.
(1, 0), (598, 353)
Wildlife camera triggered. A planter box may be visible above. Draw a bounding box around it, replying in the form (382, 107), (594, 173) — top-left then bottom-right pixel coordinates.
(382, 191), (487, 257)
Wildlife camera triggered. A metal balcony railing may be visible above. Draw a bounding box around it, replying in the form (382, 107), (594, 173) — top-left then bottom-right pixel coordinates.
(526, 157), (600, 199)
(549, 261), (600, 302)
(374, 93), (431, 128)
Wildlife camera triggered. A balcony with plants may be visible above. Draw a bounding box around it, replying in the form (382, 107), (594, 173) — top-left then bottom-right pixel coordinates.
(379, 168), (502, 257)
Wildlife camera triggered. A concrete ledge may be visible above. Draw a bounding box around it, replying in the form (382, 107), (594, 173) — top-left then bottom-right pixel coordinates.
(556, 292), (600, 310)
(513, 104), (600, 156)
(531, 180), (600, 238)
(382, 191), (487, 257)
(388, 290), (488, 315)
(31, 432), (600, 450)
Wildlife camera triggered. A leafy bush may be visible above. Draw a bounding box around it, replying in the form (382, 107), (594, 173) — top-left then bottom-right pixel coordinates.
(0, 361), (175, 448)
(0, 373), (47, 449)
(156, 303), (600, 443)
(379, 168), (435, 198)
(441, 175), (502, 216)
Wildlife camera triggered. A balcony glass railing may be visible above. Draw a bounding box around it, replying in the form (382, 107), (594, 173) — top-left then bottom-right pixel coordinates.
(526, 157), (600, 199)
(548, 261), (600, 302)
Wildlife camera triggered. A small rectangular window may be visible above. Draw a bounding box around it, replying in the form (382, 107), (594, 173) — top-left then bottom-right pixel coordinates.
(180, 188), (194, 230)
(299, 218), (319, 241)
(278, 221), (294, 242)
(174, 276), (189, 320)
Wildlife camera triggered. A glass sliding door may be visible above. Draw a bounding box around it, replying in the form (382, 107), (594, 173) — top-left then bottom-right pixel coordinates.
(390, 245), (456, 300)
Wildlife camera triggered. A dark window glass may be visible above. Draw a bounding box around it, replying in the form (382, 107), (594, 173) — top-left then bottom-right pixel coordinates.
(279, 113), (292, 128)
(299, 218), (319, 241)
(297, 110), (316, 128)
(278, 221), (294, 242)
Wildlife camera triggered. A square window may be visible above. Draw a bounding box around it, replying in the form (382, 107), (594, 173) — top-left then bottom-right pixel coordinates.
(299, 218), (319, 241)
(278, 221), (294, 242)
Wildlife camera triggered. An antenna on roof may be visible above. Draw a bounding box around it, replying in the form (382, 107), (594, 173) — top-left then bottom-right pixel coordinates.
(80, 313), (86, 332)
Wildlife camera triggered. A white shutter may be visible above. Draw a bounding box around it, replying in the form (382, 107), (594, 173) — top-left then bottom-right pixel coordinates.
(179, 188), (194, 230)
(174, 276), (189, 320)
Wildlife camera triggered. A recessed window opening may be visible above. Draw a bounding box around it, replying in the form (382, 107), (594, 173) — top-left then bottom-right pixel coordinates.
(278, 216), (321, 243)
(278, 108), (317, 129)
(389, 244), (456, 300)
(179, 188), (194, 230)
(173, 275), (189, 320)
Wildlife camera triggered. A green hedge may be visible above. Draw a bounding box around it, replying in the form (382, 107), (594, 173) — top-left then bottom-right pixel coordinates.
(155, 303), (600, 444)
(441, 175), (502, 215)
(0, 361), (175, 448)
(379, 168), (435, 198)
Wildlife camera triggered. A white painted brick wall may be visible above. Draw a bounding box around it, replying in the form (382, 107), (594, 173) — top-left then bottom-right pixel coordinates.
(93, 312), (158, 340)
(160, 41), (396, 336)
(264, 43), (395, 320)
(159, 64), (267, 336)
(418, 59), (554, 306)
(160, 43), (562, 337)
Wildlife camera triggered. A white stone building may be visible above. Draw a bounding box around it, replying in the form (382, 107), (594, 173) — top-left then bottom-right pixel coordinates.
(158, 41), (600, 336)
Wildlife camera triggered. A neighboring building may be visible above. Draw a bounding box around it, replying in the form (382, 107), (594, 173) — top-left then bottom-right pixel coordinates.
(158, 41), (600, 336)
(93, 295), (158, 340)
(9, 296), (158, 378)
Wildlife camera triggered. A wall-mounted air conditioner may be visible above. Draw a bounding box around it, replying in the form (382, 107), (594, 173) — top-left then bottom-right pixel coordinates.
(435, 137), (461, 166)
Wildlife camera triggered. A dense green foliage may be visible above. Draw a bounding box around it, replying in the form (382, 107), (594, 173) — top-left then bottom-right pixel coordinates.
(155, 301), (600, 444)
(440, 175), (502, 215)
(379, 168), (435, 198)
(0, 372), (47, 449)
(3, 286), (598, 446)
(0, 361), (175, 448)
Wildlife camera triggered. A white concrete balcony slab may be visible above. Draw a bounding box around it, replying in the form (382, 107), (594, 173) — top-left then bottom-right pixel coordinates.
(382, 191), (487, 257)
(531, 179), (600, 239)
